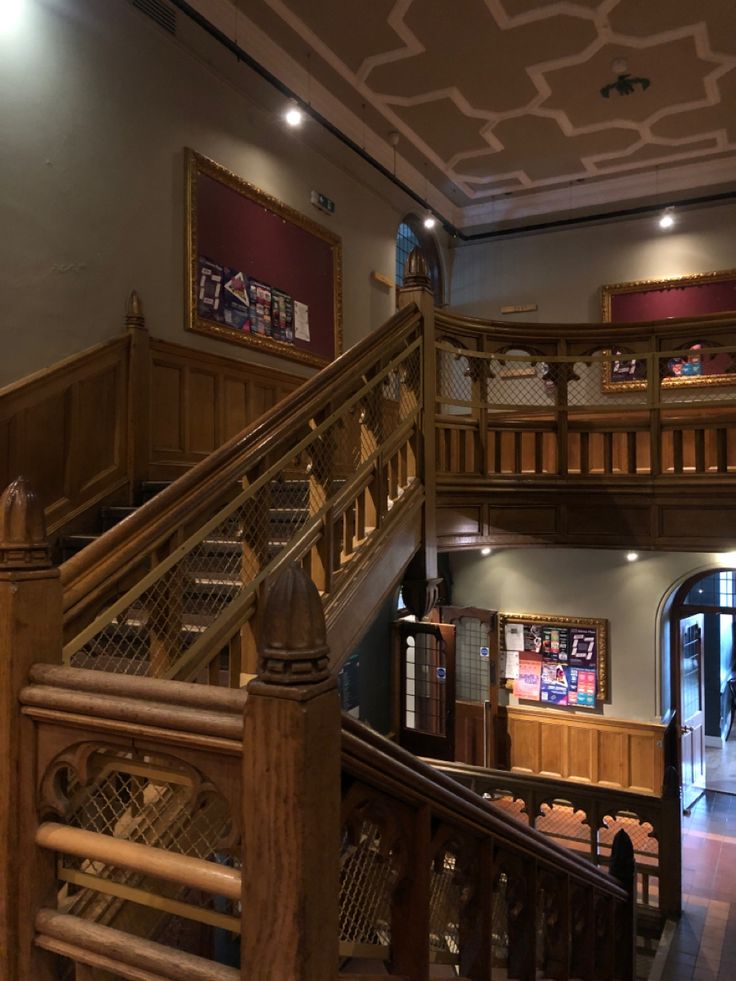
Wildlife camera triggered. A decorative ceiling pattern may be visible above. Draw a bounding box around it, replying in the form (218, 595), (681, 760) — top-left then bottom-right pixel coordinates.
(232, 0), (736, 226)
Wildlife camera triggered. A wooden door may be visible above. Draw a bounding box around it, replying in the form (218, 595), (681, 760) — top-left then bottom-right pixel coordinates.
(438, 606), (498, 768)
(395, 621), (456, 761)
(679, 612), (706, 809)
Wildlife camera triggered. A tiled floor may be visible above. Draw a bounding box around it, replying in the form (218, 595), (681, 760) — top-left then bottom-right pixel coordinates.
(656, 791), (736, 980)
(705, 740), (736, 795)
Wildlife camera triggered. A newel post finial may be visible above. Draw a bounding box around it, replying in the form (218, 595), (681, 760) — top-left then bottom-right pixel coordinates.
(0, 477), (51, 570)
(125, 290), (146, 331)
(257, 564), (331, 686)
(402, 246), (432, 291)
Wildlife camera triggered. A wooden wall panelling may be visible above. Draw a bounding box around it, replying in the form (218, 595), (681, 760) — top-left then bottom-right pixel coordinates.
(0, 338), (130, 534)
(502, 706), (665, 795)
(148, 340), (303, 478)
(187, 369), (217, 455)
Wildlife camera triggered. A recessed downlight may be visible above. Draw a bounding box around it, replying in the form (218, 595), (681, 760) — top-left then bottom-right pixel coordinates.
(626, 551), (639, 562)
(481, 547), (492, 556)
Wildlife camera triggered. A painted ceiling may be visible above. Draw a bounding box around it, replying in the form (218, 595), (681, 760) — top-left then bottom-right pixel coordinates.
(204, 0), (736, 229)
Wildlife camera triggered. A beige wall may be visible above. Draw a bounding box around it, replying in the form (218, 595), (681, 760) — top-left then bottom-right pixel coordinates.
(451, 200), (736, 322)
(0, 0), (435, 387)
(450, 546), (731, 721)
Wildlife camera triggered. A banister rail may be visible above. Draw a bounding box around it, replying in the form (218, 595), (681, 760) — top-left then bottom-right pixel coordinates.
(59, 304), (425, 682)
(60, 304), (420, 610)
(341, 715), (628, 896)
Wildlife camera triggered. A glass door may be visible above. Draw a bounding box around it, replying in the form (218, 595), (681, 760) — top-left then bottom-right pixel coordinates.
(396, 621), (456, 760)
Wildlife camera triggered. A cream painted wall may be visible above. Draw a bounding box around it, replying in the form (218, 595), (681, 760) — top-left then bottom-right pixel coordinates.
(449, 547), (732, 722)
(0, 0), (429, 387)
(450, 201), (736, 323)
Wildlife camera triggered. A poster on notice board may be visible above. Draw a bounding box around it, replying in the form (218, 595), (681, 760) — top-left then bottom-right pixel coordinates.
(500, 612), (608, 705)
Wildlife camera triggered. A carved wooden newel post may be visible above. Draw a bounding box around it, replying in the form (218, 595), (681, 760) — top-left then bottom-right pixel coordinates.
(398, 249), (440, 612)
(0, 477), (61, 981)
(242, 564), (340, 980)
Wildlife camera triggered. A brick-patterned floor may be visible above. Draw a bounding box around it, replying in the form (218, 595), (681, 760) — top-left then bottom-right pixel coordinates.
(652, 791), (736, 981)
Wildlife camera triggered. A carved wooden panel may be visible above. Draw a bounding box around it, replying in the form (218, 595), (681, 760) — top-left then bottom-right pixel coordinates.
(148, 340), (302, 478)
(0, 338), (129, 534)
(436, 505), (482, 536)
(503, 706), (665, 795)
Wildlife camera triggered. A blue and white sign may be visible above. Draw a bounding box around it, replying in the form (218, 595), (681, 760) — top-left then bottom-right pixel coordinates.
(436, 666), (447, 681)
(479, 646), (490, 659)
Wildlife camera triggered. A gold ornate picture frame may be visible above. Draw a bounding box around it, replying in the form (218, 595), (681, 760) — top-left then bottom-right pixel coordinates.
(499, 611), (608, 704)
(601, 269), (736, 393)
(185, 149), (342, 369)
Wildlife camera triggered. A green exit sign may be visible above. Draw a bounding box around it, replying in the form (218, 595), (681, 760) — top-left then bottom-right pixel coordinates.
(310, 190), (335, 216)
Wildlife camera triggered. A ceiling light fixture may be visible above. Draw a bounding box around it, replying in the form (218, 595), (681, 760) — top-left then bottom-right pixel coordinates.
(626, 551), (639, 562)
(481, 547), (492, 556)
(658, 208), (675, 230)
(0, 0), (24, 34)
(423, 213), (437, 230)
(284, 102), (304, 127)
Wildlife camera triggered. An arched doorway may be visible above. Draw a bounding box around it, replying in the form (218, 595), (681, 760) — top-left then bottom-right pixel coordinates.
(666, 567), (736, 806)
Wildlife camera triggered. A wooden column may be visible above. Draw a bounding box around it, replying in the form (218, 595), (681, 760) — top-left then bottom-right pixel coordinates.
(398, 249), (438, 583)
(0, 477), (61, 981)
(241, 564), (340, 981)
(126, 290), (151, 502)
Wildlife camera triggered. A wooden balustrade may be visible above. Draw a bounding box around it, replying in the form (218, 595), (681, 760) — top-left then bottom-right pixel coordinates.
(2, 547), (639, 979)
(59, 304), (425, 684)
(428, 752), (681, 921)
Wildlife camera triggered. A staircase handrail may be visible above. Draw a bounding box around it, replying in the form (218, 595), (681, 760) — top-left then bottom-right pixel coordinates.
(341, 714), (628, 901)
(60, 304), (421, 620)
(436, 306), (736, 343)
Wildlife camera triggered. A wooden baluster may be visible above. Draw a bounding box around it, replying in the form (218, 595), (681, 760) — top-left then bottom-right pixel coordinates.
(389, 803), (431, 981)
(595, 891), (616, 981)
(458, 838), (493, 981)
(570, 881), (595, 981)
(241, 564), (340, 981)
(610, 829), (636, 981)
(0, 478), (60, 981)
(504, 853), (537, 979)
(648, 347), (661, 477)
(540, 869), (570, 980)
(125, 290), (151, 503)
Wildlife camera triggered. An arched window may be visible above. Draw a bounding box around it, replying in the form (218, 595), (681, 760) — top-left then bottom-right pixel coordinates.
(395, 214), (444, 305)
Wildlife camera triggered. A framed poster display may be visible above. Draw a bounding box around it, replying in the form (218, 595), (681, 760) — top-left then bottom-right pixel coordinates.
(600, 269), (736, 393)
(185, 149), (342, 368)
(499, 612), (608, 705)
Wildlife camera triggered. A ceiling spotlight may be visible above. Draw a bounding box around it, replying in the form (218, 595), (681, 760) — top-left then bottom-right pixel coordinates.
(481, 547), (492, 556)
(721, 551), (736, 564)
(423, 213), (437, 230)
(284, 103), (304, 127)
(0, 0), (24, 34)
(659, 208), (675, 230)
(626, 551), (639, 562)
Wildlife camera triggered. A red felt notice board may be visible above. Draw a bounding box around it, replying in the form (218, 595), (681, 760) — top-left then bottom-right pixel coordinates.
(185, 149), (342, 368)
(601, 269), (736, 323)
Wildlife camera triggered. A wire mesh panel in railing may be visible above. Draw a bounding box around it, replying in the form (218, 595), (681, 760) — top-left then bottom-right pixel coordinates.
(428, 848), (461, 964)
(43, 747), (240, 958)
(339, 813), (398, 957)
(64, 334), (422, 680)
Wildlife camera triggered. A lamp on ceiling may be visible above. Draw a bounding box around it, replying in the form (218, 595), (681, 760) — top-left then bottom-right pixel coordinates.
(283, 101), (304, 127)
(658, 207), (675, 230)
(423, 213), (437, 230)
